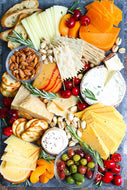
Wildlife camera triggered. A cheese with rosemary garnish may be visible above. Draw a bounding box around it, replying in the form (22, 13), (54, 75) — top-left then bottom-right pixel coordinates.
(80, 66), (126, 106)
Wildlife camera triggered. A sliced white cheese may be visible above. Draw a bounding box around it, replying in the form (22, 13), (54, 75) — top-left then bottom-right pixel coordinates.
(41, 127), (68, 155)
(80, 65), (126, 107)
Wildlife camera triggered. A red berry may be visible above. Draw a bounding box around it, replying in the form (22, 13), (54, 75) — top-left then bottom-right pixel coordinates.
(67, 17), (75, 28)
(111, 164), (121, 174)
(98, 164), (106, 173)
(8, 110), (18, 119)
(72, 86), (80, 96)
(0, 107), (9, 118)
(3, 126), (12, 136)
(64, 81), (73, 90)
(104, 160), (115, 169)
(77, 102), (87, 111)
(95, 173), (103, 182)
(103, 172), (113, 183)
(74, 77), (81, 85)
(57, 161), (65, 171)
(85, 154), (92, 162)
(111, 153), (122, 163)
(59, 170), (65, 180)
(8, 117), (17, 125)
(73, 9), (81, 21)
(113, 175), (122, 186)
(3, 97), (12, 107)
(80, 15), (91, 26)
(61, 90), (71, 98)
(84, 63), (90, 71)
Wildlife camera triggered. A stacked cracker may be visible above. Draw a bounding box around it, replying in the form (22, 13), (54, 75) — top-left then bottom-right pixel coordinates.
(0, 0), (41, 49)
(0, 72), (21, 97)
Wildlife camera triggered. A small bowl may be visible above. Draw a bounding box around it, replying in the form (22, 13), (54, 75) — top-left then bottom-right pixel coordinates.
(6, 45), (43, 83)
(54, 145), (98, 189)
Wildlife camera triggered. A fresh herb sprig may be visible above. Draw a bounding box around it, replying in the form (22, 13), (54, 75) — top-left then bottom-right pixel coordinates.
(22, 82), (57, 100)
(11, 179), (30, 187)
(8, 30), (34, 48)
(39, 149), (55, 164)
(68, 0), (81, 14)
(83, 88), (97, 101)
(66, 125), (104, 170)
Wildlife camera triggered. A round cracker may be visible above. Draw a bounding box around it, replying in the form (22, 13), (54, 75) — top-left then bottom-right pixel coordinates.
(21, 131), (40, 142)
(2, 72), (21, 87)
(12, 118), (27, 135)
(27, 125), (43, 135)
(17, 111), (33, 120)
(0, 86), (18, 97)
(30, 120), (48, 130)
(24, 119), (38, 130)
(1, 82), (19, 92)
(16, 121), (27, 138)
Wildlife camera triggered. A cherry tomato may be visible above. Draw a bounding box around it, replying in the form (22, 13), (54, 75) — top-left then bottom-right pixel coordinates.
(73, 9), (81, 21)
(78, 165), (87, 175)
(0, 107), (9, 118)
(85, 154), (92, 162)
(113, 175), (122, 186)
(61, 90), (71, 98)
(75, 150), (85, 158)
(86, 168), (93, 179)
(8, 117), (17, 125)
(80, 15), (91, 26)
(3, 126), (12, 136)
(64, 81), (73, 90)
(8, 110), (18, 119)
(95, 173), (103, 182)
(98, 164), (106, 173)
(111, 164), (121, 174)
(57, 161), (65, 171)
(72, 86), (80, 96)
(67, 17), (75, 28)
(77, 102), (87, 111)
(103, 172), (113, 183)
(68, 148), (75, 158)
(3, 97), (12, 107)
(84, 63), (90, 71)
(111, 153), (122, 163)
(104, 160), (115, 169)
(59, 170), (66, 180)
(74, 77), (81, 85)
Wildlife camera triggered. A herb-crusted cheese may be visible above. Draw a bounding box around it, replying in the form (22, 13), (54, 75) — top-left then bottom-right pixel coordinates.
(41, 127), (68, 155)
(80, 66), (126, 106)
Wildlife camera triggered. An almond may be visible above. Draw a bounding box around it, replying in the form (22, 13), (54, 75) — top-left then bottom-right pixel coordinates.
(19, 69), (25, 78)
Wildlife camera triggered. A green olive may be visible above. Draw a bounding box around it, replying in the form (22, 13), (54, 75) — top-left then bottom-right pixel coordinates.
(80, 158), (87, 166)
(64, 168), (71, 176)
(66, 159), (74, 167)
(62, 154), (69, 161)
(73, 154), (81, 162)
(75, 181), (83, 186)
(70, 165), (77, 174)
(87, 161), (95, 169)
(66, 176), (75, 184)
(75, 161), (80, 166)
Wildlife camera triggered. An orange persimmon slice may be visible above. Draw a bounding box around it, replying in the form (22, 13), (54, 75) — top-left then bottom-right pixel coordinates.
(59, 14), (72, 36)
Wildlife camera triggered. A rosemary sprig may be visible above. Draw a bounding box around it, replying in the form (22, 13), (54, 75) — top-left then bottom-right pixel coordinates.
(22, 82), (57, 100)
(69, 0), (79, 11)
(8, 30), (34, 48)
(66, 125), (104, 170)
(39, 149), (55, 163)
(11, 179), (30, 187)
(83, 88), (97, 101)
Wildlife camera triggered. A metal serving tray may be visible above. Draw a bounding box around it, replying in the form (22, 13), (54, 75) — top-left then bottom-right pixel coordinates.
(0, 0), (127, 188)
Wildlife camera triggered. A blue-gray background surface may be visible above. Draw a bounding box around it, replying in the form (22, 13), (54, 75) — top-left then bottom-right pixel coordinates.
(0, 0), (127, 188)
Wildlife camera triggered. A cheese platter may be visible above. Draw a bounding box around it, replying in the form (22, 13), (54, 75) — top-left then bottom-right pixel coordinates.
(0, 0), (127, 189)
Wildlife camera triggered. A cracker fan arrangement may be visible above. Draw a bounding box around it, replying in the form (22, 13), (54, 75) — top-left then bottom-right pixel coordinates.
(0, 0), (126, 188)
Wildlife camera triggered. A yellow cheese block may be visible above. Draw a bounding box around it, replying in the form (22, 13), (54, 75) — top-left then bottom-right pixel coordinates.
(4, 135), (40, 158)
(80, 126), (109, 160)
(52, 94), (78, 111)
(1, 151), (39, 165)
(47, 101), (69, 118)
(0, 161), (31, 183)
(4, 161), (36, 170)
(89, 122), (121, 154)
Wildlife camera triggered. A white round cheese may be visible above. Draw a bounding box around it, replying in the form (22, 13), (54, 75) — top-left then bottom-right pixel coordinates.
(41, 127), (68, 155)
(80, 65), (126, 107)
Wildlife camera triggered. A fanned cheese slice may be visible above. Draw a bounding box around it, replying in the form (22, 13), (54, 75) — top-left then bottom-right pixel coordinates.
(53, 45), (84, 80)
(3, 161), (36, 170)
